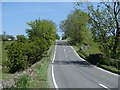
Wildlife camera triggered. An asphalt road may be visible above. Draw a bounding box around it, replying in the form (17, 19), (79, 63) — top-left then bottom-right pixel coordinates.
(51, 40), (119, 90)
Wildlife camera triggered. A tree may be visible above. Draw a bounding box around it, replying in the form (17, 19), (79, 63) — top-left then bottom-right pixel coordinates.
(111, 2), (120, 58)
(26, 19), (57, 62)
(1, 32), (15, 41)
(62, 34), (67, 40)
(75, 2), (120, 59)
(56, 34), (60, 40)
(17, 35), (27, 42)
(60, 9), (90, 44)
(26, 19), (56, 48)
(7, 35), (15, 41)
(2, 31), (8, 41)
(5, 19), (57, 73)
(86, 2), (120, 59)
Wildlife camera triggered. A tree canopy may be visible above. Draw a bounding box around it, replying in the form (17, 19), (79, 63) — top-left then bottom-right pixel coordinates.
(5, 19), (57, 73)
(87, 2), (120, 59)
(60, 9), (90, 44)
(26, 19), (56, 47)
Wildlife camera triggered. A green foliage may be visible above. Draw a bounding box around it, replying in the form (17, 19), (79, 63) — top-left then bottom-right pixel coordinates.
(0, 41), (2, 63)
(5, 42), (29, 73)
(25, 19), (56, 62)
(56, 34), (60, 40)
(4, 19), (56, 73)
(75, 2), (120, 73)
(60, 9), (90, 44)
(16, 74), (30, 88)
(7, 35), (15, 41)
(1, 32), (15, 41)
(0, 34), (2, 41)
(17, 34), (27, 42)
(100, 65), (120, 74)
(62, 34), (67, 40)
(15, 45), (54, 88)
(87, 2), (120, 59)
(2, 31), (8, 41)
(26, 19), (56, 46)
(26, 39), (48, 64)
(86, 54), (104, 66)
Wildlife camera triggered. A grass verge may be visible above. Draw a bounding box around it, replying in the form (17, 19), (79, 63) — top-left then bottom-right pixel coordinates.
(28, 56), (50, 88)
(99, 65), (120, 74)
(71, 42), (120, 75)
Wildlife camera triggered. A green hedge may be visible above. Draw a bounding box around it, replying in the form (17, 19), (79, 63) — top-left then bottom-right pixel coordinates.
(4, 19), (56, 73)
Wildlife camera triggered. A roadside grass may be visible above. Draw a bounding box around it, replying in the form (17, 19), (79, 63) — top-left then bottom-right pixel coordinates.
(16, 45), (55, 88)
(72, 40), (100, 58)
(70, 41), (120, 75)
(99, 65), (120, 74)
(16, 74), (30, 88)
(28, 56), (50, 88)
(84, 43), (100, 54)
(1, 73), (15, 80)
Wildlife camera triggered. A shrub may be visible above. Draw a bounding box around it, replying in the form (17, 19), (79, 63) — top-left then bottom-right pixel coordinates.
(25, 39), (48, 64)
(5, 42), (29, 73)
(17, 35), (27, 42)
(4, 19), (56, 73)
(5, 39), (50, 73)
(86, 54), (104, 66)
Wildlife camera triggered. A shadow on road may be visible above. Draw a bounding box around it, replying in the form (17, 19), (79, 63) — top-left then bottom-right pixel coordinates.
(53, 60), (93, 67)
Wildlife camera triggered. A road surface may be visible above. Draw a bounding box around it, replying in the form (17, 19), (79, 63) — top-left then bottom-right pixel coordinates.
(51, 40), (119, 90)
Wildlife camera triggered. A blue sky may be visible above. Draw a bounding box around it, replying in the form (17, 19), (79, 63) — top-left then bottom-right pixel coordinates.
(2, 2), (76, 38)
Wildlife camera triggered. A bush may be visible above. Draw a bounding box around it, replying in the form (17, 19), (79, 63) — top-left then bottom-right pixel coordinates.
(86, 54), (104, 66)
(5, 38), (50, 73)
(62, 35), (67, 40)
(17, 35), (27, 42)
(4, 19), (56, 73)
(5, 42), (29, 73)
(25, 38), (48, 64)
(86, 53), (120, 69)
(106, 59), (120, 69)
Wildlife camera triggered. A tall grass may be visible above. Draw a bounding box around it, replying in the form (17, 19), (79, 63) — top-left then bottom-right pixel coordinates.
(28, 57), (50, 88)
(15, 45), (54, 88)
(16, 74), (30, 88)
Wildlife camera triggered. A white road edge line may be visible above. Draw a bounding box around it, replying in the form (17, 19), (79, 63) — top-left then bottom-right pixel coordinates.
(65, 41), (119, 77)
(52, 42), (58, 89)
(99, 84), (110, 90)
